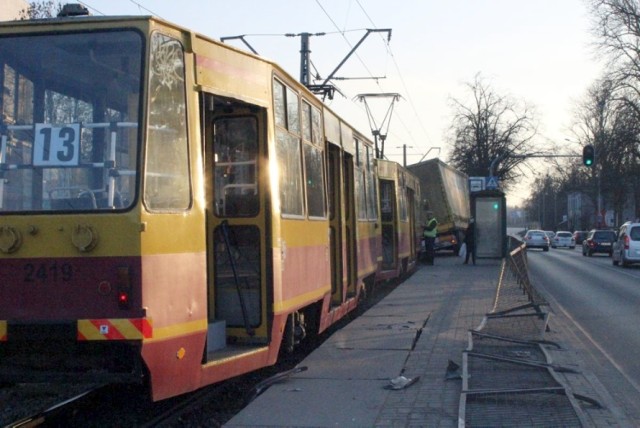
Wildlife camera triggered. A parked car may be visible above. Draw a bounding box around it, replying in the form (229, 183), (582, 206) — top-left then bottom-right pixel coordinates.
(582, 229), (616, 256)
(572, 230), (588, 246)
(552, 231), (575, 249)
(612, 222), (640, 267)
(524, 229), (549, 251)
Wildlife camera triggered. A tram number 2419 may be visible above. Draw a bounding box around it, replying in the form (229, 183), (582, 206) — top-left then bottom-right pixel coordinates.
(23, 262), (74, 283)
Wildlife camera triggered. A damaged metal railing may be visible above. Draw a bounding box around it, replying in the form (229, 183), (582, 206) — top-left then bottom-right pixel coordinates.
(458, 238), (597, 427)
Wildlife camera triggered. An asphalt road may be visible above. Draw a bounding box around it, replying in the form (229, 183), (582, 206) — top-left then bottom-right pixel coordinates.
(526, 245), (640, 393)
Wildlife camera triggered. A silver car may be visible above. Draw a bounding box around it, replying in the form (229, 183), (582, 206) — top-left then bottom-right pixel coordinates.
(552, 231), (575, 249)
(524, 229), (549, 251)
(612, 222), (640, 267)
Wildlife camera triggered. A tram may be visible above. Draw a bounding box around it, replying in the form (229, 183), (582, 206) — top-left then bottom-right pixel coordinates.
(0, 6), (421, 400)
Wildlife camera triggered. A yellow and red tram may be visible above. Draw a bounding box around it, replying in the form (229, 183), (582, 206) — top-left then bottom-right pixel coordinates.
(0, 11), (420, 400)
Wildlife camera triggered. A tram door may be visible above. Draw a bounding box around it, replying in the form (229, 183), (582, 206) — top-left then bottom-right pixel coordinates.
(343, 153), (357, 298)
(407, 187), (417, 258)
(203, 94), (269, 354)
(327, 144), (356, 304)
(379, 179), (398, 270)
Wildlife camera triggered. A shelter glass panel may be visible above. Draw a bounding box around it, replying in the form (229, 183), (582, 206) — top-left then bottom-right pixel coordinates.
(476, 197), (503, 257)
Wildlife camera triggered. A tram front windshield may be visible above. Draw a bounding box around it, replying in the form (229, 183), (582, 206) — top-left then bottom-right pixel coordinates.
(0, 30), (143, 212)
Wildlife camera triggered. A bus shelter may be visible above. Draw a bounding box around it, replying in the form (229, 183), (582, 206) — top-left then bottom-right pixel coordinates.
(471, 190), (507, 258)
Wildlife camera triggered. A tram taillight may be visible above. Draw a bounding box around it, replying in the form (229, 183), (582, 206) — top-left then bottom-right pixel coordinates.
(117, 266), (131, 309)
(118, 291), (130, 308)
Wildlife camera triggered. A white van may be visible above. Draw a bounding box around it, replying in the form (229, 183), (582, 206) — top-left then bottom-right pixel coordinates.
(612, 222), (640, 267)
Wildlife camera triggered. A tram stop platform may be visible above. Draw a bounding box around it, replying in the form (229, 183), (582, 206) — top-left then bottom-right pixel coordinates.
(225, 253), (640, 427)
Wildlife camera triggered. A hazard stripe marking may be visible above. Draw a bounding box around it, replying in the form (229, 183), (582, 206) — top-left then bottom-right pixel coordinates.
(77, 318), (153, 341)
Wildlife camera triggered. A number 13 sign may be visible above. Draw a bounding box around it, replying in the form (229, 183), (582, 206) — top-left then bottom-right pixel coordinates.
(33, 123), (80, 166)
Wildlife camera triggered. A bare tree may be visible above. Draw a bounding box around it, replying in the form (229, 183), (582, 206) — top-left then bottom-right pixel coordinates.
(447, 74), (538, 191)
(19, 0), (62, 19)
(589, 0), (640, 219)
(571, 78), (640, 223)
(590, 1), (640, 89)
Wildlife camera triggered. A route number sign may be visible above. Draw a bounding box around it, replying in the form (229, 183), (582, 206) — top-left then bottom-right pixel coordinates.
(33, 123), (80, 166)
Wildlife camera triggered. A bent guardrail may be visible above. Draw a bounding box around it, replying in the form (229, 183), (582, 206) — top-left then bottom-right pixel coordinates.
(458, 238), (595, 427)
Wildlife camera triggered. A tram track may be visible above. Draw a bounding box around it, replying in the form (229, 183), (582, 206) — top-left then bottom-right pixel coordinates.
(1, 278), (402, 427)
(3, 386), (103, 428)
(1, 346), (325, 426)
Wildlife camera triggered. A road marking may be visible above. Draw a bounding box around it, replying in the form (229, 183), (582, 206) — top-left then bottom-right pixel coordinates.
(546, 288), (640, 395)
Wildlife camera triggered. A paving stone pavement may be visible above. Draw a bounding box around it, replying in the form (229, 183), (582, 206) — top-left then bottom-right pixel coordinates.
(226, 254), (640, 427)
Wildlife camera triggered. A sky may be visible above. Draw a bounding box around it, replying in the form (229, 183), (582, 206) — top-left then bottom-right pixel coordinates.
(65, 1), (605, 206)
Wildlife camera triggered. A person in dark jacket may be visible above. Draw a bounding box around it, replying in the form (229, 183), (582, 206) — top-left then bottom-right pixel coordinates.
(463, 218), (476, 265)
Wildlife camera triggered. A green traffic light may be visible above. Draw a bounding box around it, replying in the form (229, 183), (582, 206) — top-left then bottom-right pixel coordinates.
(582, 144), (595, 167)
(493, 202), (499, 210)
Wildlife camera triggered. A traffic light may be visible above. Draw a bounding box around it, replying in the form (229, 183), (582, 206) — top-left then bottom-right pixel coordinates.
(582, 144), (595, 166)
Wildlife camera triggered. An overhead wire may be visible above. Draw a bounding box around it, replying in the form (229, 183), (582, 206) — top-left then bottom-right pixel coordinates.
(314, 0), (423, 156)
(313, 0), (381, 87)
(79, 0), (164, 19)
(78, 0), (421, 156)
(354, 0), (435, 158)
(76, 1), (103, 16)
(313, 0), (412, 154)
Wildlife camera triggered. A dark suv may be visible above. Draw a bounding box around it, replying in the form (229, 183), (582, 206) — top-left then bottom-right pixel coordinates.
(582, 229), (616, 257)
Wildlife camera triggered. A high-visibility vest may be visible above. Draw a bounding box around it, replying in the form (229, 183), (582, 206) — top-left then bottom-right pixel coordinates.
(423, 218), (438, 238)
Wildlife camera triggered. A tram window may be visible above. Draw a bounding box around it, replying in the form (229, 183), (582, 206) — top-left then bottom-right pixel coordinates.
(355, 139), (367, 220)
(304, 143), (326, 218)
(213, 116), (259, 217)
(276, 130), (303, 216)
(366, 147), (378, 220)
(301, 101), (326, 219)
(380, 180), (394, 222)
(0, 30), (142, 213)
(273, 80), (286, 129)
(399, 187), (408, 221)
(273, 78), (301, 135)
(144, 32), (191, 211)
(273, 78), (304, 217)
(356, 168), (367, 220)
(286, 88), (300, 135)
(311, 104), (322, 146)
(302, 102), (312, 142)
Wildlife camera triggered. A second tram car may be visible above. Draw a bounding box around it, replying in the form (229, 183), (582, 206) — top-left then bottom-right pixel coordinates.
(0, 9), (421, 400)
